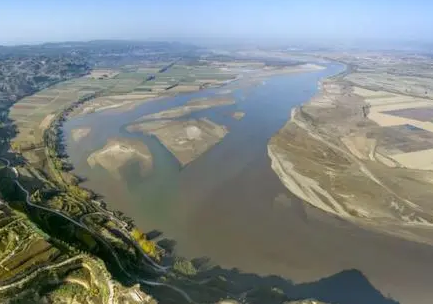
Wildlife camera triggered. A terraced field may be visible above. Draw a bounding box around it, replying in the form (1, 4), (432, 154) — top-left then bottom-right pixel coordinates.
(0, 168), (153, 304)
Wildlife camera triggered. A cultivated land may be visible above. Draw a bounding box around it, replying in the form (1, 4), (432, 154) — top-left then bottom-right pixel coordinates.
(0, 42), (198, 304)
(123, 63), (325, 168)
(0, 194), (146, 304)
(269, 52), (433, 245)
(9, 64), (236, 150)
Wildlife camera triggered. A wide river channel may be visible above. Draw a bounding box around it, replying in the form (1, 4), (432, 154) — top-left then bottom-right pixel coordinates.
(64, 62), (433, 304)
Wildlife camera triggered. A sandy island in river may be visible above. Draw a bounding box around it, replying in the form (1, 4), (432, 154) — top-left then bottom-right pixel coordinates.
(127, 118), (228, 166)
(136, 96), (235, 121)
(71, 128), (91, 142)
(232, 112), (245, 120)
(126, 95), (233, 166)
(87, 138), (153, 179)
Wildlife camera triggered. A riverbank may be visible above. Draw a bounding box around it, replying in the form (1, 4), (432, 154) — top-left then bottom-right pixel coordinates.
(26, 60), (336, 304)
(267, 64), (433, 245)
(61, 60), (433, 304)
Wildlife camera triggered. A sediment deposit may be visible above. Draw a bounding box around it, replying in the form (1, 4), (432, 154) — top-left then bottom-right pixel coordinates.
(268, 75), (433, 244)
(128, 118), (228, 166)
(87, 138), (153, 179)
(71, 128), (91, 142)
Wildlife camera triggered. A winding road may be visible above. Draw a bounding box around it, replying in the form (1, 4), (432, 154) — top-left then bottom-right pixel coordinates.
(80, 212), (169, 271)
(0, 157), (194, 303)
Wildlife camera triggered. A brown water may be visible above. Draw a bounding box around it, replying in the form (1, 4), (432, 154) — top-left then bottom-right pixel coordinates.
(64, 63), (433, 304)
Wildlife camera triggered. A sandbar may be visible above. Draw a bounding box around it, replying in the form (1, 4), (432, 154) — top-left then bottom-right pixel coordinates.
(128, 118), (228, 166)
(87, 138), (152, 179)
(136, 96), (235, 121)
(71, 128), (91, 142)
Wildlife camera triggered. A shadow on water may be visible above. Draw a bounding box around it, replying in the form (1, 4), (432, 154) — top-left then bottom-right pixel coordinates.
(167, 270), (398, 304)
(2, 115), (396, 304)
(0, 70), (401, 304)
(150, 239), (399, 304)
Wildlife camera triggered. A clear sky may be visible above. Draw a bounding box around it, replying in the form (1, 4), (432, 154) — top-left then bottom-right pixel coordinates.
(1, 0), (432, 45)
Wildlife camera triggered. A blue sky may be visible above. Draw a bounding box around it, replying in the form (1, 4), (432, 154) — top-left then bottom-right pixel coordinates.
(1, 0), (432, 45)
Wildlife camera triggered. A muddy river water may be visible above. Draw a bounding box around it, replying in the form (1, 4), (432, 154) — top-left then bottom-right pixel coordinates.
(64, 63), (433, 304)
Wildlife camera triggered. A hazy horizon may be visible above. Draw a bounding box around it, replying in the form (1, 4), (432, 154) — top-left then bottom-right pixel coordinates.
(1, 0), (433, 46)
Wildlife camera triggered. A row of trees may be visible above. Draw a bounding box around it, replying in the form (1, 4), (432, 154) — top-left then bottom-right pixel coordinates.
(43, 93), (98, 188)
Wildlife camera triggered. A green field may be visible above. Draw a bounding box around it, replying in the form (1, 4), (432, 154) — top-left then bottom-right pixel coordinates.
(9, 64), (237, 153)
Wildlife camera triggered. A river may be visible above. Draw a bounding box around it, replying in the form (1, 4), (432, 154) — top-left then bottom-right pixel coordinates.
(64, 62), (433, 304)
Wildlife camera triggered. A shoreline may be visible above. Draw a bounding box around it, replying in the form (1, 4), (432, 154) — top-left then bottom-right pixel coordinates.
(27, 59), (334, 302)
(69, 62), (326, 120)
(39, 62), (318, 228)
(41, 60), (432, 304)
(41, 60), (332, 265)
(267, 60), (433, 246)
(55, 60), (332, 222)
(268, 61), (352, 218)
(61, 61), (328, 184)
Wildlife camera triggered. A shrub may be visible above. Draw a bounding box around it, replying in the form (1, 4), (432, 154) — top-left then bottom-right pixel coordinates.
(173, 258), (197, 276)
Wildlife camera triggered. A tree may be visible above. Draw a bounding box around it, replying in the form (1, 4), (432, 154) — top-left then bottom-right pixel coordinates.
(10, 142), (21, 153)
(130, 227), (159, 260)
